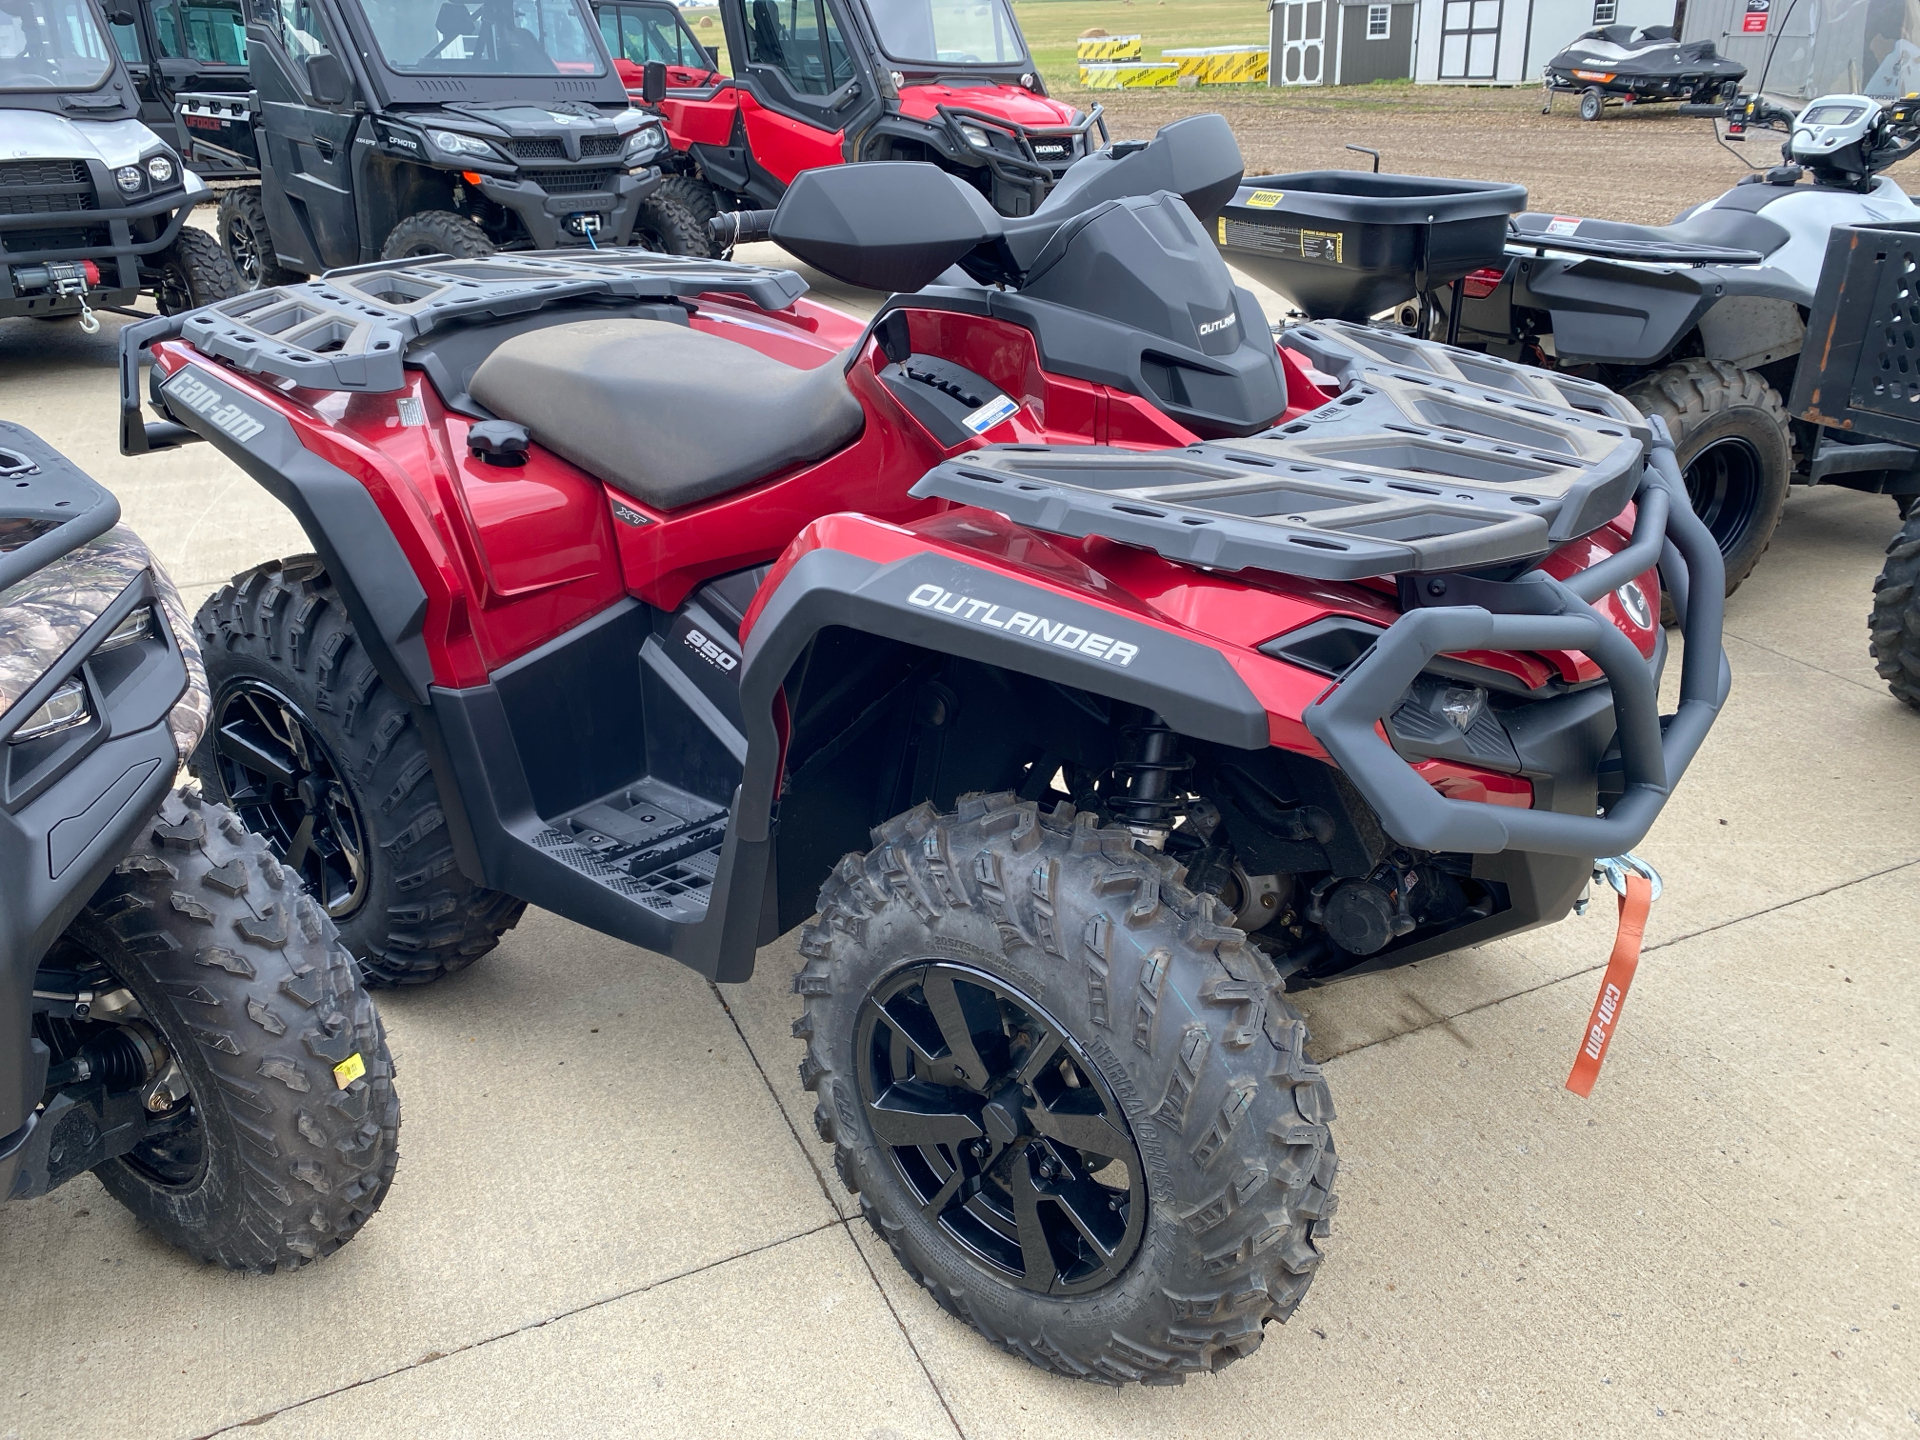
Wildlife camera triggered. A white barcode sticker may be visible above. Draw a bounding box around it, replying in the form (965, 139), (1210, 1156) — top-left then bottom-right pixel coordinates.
(963, 395), (1019, 434)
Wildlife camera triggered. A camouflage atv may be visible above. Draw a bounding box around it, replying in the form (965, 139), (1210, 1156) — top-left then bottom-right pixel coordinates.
(0, 422), (397, 1269)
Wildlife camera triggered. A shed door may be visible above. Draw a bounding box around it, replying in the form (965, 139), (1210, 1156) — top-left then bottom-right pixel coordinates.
(1277, 0), (1327, 83)
(1438, 0), (1501, 77)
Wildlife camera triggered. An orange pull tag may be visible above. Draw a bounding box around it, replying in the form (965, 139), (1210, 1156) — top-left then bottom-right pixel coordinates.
(1566, 871), (1653, 1098)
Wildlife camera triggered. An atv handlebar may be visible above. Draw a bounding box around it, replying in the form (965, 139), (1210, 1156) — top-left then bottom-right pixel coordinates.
(709, 210), (775, 248)
(1303, 429), (1730, 860)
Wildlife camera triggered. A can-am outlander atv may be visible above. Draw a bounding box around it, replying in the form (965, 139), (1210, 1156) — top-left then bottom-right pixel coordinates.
(185, 0), (687, 290)
(1, 0), (237, 327)
(1438, 90), (1920, 595)
(597, 0), (1106, 248)
(1541, 24), (1745, 122)
(0, 422), (397, 1268)
(123, 117), (1728, 1379)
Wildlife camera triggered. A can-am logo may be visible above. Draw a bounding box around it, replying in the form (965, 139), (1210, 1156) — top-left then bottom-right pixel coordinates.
(906, 583), (1139, 666)
(165, 372), (266, 444)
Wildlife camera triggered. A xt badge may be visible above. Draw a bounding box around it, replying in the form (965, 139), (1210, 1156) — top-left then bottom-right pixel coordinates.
(907, 583), (1140, 666)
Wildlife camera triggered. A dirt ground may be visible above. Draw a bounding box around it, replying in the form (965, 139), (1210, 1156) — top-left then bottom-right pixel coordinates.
(1085, 84), (1778, 225)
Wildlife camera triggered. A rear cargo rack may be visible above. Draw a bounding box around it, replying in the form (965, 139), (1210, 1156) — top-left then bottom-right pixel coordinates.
(159, 250), (811, 395)
(913, 323), (1647, 580)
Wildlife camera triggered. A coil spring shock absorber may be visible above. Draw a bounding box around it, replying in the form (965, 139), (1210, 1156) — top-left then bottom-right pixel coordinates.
(1112, 710), (1193, 848)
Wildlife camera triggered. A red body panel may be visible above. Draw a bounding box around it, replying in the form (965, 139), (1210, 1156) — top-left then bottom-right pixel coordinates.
(892, 83), (1079, 130)
(653, 84), (740, 147)
(737, 92), (845, 183)
(615, 58), (723, 91)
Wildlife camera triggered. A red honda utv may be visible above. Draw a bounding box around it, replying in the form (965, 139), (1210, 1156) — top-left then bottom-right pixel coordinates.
(593, 0), (1103, 248)
(120, 117), (1728, 1383)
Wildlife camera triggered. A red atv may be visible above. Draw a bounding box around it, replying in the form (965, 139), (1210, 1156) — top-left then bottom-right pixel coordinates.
(593, 0), (1104, 248)
(120, 118), (1727, 1383)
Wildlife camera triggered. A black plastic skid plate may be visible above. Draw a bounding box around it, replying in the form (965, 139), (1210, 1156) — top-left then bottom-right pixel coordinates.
(175, 250), (810, 395)
(913, 323), (1648, 581)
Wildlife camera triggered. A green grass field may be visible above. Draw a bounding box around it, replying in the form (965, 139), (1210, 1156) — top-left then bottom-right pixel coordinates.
(1011, 0), (1269, 92)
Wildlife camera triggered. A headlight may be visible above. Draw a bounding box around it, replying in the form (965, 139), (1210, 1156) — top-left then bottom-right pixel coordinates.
(115, 165), (143, 193)
(9, 676), (89, 743)
(959, 124), (991, 148)
(146, 154), (175, 186)
(99, 606), (156, 651)
(623, 125), (667, 162)
(427, 129), (497, 160)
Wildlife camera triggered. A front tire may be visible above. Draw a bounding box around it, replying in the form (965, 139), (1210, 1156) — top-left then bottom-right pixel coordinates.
(1624, 358), (1791, 598)
(218, 187), (300, 290)
(794, 795), (1339, 1384)
(147, 228), (241, 315)
(69, 789), (399, 1270)
(380, 210), (495, 261)
(1579, 87), (1605, 121)
(635, 175), (722, 257)
(1870, 513), (1920, 709)
(192, 557), (526, 986)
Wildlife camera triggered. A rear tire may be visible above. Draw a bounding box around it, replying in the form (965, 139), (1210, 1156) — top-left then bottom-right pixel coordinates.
(192, 557), (526, 986)
(1579, 88), (1605, 121)
(794, 794), (1339, 1384)
(1870, 513), (1920, 709)
(634, 175), (720, 257)
(147, 228), (241, 315)
(72, 789), (399, 1271)
(1624, 358), (1791, 599)
(380, 210), (495, 261)
(218, 187), (300, 290)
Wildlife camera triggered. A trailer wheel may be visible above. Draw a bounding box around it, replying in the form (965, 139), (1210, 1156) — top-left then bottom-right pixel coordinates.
(1870, 512), (1920, 709)
(218, 188), (300, 290)
(380, 211), (495, 261)
(795, 795), (1339, 1384)
(69, 789), (399, 1271)
(636, 175), (722, 257)
(192, 557), (527, 986)
(1579, 88), (1605, 121)
(1624, 359), (1791, 599)
(148, 228), (241, 315)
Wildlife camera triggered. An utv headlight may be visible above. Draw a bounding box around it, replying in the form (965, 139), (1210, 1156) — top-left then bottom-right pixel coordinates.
(115, 165), (143, 193)
(623, 125), (667, 163)
(959, 123), (992, 149)
(146, 154), (175, 186)
(427, 129), (498, 160)
(9, 676), (90, 743)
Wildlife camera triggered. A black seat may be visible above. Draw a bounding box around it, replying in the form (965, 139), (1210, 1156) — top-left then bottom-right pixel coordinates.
(468, 317), (865, 510)
(1513, 206), (1791, 261)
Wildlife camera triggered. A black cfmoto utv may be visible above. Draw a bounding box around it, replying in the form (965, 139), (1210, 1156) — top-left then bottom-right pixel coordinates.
(1, 0), (237, 324)
(198, 0), (682, 288)
(0, 423), (398, 1268)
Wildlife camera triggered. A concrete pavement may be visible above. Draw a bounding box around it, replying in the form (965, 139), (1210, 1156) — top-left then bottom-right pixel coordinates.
(0, 262), (1914, 1439)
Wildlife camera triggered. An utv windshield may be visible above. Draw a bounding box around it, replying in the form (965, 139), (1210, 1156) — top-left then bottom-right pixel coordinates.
(0, 0), (117, 92)
(360, 0), (606, 74)
(865, 0), (1024, 66)
(152, 0), (248, 64)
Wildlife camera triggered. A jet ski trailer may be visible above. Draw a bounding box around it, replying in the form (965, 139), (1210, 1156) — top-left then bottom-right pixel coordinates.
(1542, 26), (1746, 121)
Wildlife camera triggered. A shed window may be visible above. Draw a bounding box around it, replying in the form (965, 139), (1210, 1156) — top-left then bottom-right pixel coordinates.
(1592, 0), (1617, 21)
(1367, 3), (1391, 36)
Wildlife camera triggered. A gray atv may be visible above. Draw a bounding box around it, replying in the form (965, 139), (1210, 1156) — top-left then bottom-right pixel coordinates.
(0, 422), (396, 1269)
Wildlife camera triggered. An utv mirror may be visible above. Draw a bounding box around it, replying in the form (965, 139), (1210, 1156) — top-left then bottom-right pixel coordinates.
(1043, 113), (1245, 225)
(305, 50), (350, 105)
(107, 7), (135, 24)
(770, 162), (1004, 294)
(641, 59), (667, 104)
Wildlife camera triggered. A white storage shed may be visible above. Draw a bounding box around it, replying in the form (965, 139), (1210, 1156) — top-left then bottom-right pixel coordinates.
(1415, 0), (1677, 83)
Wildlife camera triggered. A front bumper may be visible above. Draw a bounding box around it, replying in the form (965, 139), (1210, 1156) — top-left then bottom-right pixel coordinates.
(1303, 425), (1730, 859)
(474, 167), (662, 250)
(0, 168), (203, 303)
(933, 104), (1108, 210)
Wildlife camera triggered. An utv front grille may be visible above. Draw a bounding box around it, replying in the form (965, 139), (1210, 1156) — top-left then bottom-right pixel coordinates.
(509, 138), (565, 159)
(523, 167), (618, 195)
(0, 160), (89, 188)
(0, 189), (97, 217)
(580, 134), (623, 157)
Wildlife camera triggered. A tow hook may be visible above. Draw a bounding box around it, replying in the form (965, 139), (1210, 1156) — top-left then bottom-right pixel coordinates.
(14, 259), (102, 333)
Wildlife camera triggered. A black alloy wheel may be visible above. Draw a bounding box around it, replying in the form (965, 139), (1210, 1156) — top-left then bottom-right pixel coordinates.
(855, 961), (1147, 1295)
(224, 210), (264, 287)
(207, 680), (369, 919)
(1681, 433), (1766, 556)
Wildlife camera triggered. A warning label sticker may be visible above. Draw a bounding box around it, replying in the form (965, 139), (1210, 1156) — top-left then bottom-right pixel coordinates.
(1544, 215), (1582, 236)
(1221, 217), (1344, 263)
